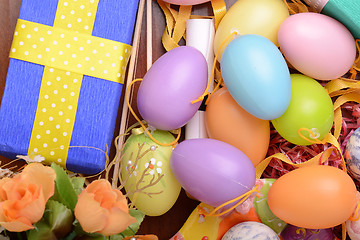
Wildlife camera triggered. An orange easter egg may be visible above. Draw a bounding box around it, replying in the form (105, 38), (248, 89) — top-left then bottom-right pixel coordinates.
(205, 88), (270, 166)
(268, 165), (357, 229)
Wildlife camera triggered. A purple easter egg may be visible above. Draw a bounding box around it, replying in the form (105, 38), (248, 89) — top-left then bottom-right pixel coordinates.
(280, 224), (335, 240)
(170, 138), (256, 207)
(137, 46), (208, 130)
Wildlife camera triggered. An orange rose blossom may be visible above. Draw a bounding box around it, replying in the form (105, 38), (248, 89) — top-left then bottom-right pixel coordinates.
(75, 179), (137, 236)
(0, 163), (56, 232)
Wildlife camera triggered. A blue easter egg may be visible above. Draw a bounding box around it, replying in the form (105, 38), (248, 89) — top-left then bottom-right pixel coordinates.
(220, 34), (291, 120)
(345, 127), (360, 181)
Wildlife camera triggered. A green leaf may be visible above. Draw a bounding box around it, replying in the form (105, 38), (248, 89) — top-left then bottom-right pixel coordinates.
(115, 209), (145, 238)
(51, 163), (78, 210)
(45, 200), (74, 238)
(27, 200), (74, 240)
(70, 177), (85, 195)
(27, 221), (56, 240)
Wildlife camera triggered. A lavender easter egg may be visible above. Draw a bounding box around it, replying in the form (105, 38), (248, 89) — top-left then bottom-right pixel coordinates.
(170, 138), (256, 207)
(137, 46), (208, 131)
(280, 224), (335, 240)
(222, 221), (280, 240)
(345, 127), (360, 181)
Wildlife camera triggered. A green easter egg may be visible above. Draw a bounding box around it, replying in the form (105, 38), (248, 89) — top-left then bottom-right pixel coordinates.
(271, 74), (334, 145)
(121, 129), (181, 216)
(254, 178), (286, 234)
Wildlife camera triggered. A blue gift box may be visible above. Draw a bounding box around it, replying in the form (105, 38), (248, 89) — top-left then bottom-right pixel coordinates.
(0, 0), (139, 174)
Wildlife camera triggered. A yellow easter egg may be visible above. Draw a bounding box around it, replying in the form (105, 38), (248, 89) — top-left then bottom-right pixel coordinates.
(121, 129), (181, 216)
(174, 203), (221, 240)
(214, 0), (289, 59)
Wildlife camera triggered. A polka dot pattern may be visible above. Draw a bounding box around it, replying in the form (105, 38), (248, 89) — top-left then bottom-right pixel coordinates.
(55, 0), (98, 34)
(28, 68), (82, 167)
(10, 19), (131, 84)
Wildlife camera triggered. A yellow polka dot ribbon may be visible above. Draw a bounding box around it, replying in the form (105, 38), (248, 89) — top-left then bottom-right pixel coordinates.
(10, 19), (131, 84)
(9, 0), (132, 167)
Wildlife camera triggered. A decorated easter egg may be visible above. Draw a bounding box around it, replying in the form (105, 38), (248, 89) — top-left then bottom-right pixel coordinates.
(222, 221), (280, 240)
(346, 192), (360, 240)
(162, 0), (209, 5)
(278, 12), (356, 80)
(137, 46), (208, 130)
(205, 88), (270, 166)
(272, 74), (334, 145)
(221, 34), (291, 120)
(253, 179), (286, 234)
(214, 0), (289, 59)
(345, 127), (360, 181)
(268, 165), (357, 229)
(170, 138), (256, 208)
(121, 129), (181, 216)
(280, 224), (335, 240)
(347, 219), (360, 240)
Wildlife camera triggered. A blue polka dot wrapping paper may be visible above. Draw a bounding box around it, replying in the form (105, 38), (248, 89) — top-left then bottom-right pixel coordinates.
(0, 0), (139, 174)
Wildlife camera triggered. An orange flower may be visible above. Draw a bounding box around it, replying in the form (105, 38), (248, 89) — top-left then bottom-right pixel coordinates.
(74, 179), (136, 236)
(0, 163), (56, 232)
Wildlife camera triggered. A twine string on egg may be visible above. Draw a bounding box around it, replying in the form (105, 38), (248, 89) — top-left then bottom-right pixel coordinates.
(297, 128), (328, 145)
(342, 222), (347, 240)
(309, 229), (321, 234)
(199, 185), (260, 217)
(126, 78), (181, 147)
(297, 128), (347, 172)
(191, 31), (238, 105)
(295, 228), (307, 238)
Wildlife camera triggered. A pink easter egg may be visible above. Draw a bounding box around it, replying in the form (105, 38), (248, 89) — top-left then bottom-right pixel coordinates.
(278, 12), (356, 80)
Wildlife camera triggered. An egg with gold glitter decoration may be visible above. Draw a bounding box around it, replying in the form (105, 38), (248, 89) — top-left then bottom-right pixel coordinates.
(345, 127), (360, 182)
(121, 129), (181, 216)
